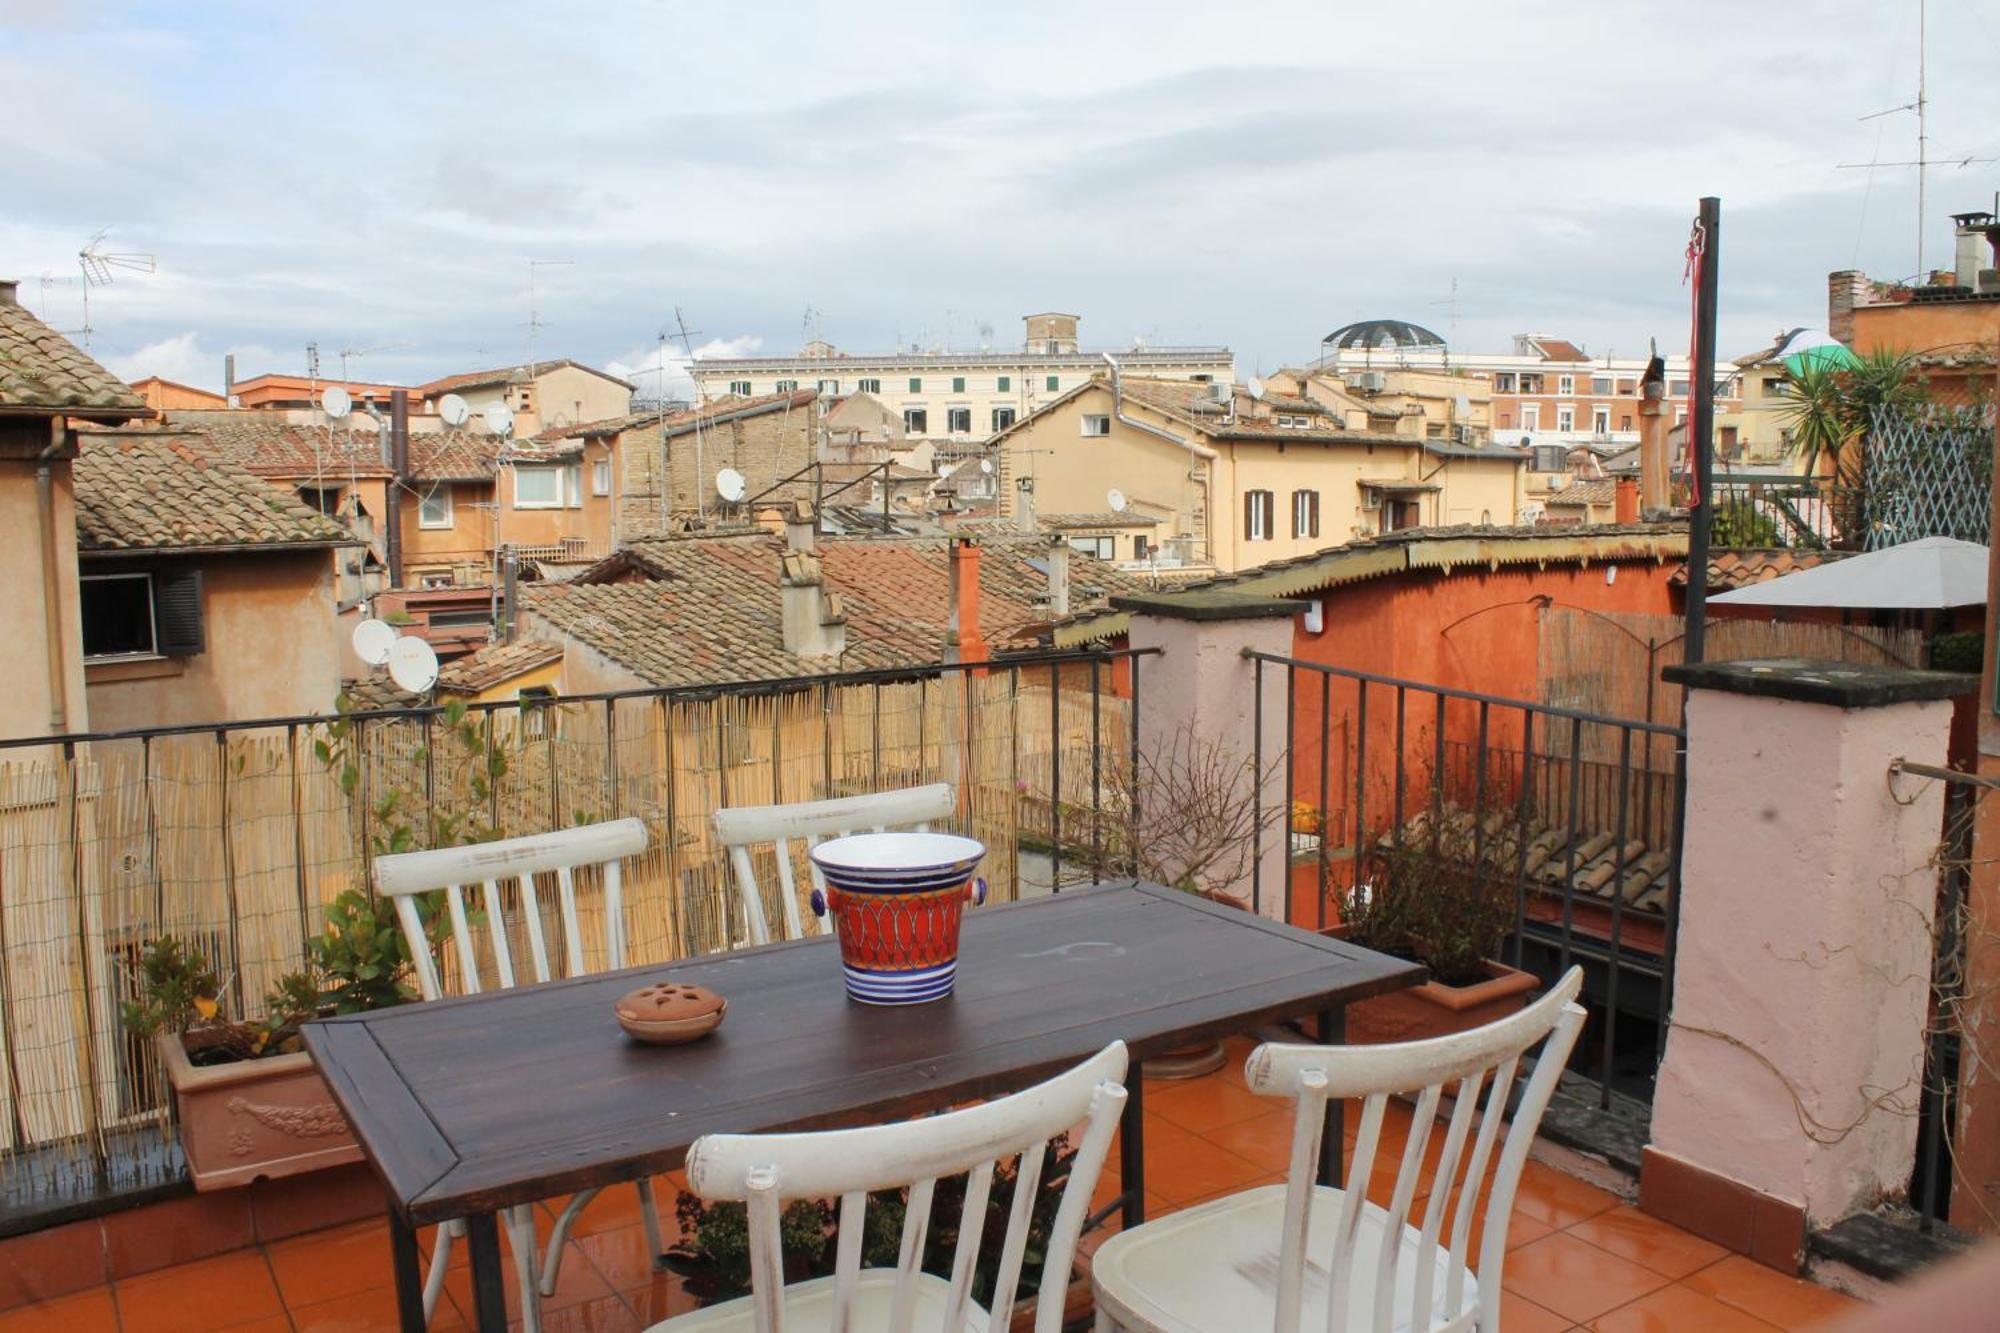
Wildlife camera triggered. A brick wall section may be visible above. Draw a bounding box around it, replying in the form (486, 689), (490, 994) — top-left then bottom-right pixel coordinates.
(618, 405), (817, 537)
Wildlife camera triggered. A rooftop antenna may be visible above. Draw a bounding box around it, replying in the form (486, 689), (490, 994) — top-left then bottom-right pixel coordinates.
(1428, 276), (1460, 364)
(802, 304), (823, 346)
(338, 342), (412, 383)
(525, 258), (573, 376)
(668, 307), (710, 521)
(76, 228), (155, 350)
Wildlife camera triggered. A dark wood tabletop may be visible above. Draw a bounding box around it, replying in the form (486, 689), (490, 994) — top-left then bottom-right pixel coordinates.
(305, 880), (1421, 1225)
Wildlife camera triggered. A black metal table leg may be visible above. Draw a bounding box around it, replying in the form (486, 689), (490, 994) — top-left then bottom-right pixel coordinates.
(1318, 1006), (1345, 1187)
(1120, 1055), (1146, 1229)
(466, 1211), (508, 1333)
(388, 1209), (425, 1333)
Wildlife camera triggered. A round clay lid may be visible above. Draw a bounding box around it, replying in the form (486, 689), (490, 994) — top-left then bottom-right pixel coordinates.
(616, 981), (726, 1024)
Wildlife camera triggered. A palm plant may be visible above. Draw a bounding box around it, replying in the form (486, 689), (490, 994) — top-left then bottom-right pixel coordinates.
(1780, 348), (1925, 484)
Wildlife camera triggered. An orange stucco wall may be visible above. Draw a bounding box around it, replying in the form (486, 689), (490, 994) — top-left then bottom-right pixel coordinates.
(0, 448), (90, 746)
(1850, 301), (2000, 403)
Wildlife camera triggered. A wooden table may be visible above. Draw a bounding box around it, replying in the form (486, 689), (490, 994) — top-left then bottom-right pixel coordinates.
(306, 881), (1421, 1332)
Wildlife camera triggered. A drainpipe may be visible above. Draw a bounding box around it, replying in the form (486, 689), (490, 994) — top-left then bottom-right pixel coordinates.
(386, 389), (409, 587)
(1102, 352), (1202, 560)
(36, 418), (71, 733)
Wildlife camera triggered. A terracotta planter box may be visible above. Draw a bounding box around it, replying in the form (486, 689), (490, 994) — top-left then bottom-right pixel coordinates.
(155, 1031), (362, 1191)
(1341, 958), (1539, 1045)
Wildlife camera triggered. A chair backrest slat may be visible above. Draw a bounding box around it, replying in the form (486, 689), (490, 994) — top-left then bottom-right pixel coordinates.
(1242, 967), (1586, 1333)
(372, 817), (649, 1000)
(687, 1042), (1126, 1333)
(713, 784), (957, 946)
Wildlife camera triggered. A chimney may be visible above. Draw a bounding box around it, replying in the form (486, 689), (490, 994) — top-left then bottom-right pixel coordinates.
(944, 536), (988, 664)
(1014, 475), (1037, 534)
(784, 498), (816, 554)
(1045, 535), (1071, 617)
(224, 354), (237, 406)
(1614, 477), (1639, 524)
(1637, 355), (1669, 517)
(1826, 270), (1871, 346)
(1951, 212), (2000, 291)
(0, 279), (17, 306)
(386, 389), (410, 587)
(780, 547), (846, 659)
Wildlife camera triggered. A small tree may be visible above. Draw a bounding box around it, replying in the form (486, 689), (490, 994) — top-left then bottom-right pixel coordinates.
(1083, 724), (1285, 905)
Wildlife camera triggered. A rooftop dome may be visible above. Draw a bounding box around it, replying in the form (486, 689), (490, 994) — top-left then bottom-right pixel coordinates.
(1321, 319), (1447, 350)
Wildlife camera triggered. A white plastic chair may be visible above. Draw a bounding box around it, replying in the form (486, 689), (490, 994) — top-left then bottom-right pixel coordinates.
(1091, 967), (1586, 1333)
(713, 782), (957, 946)
(645, 1040), (1129, 1333)
(374, 817), (664, 1333)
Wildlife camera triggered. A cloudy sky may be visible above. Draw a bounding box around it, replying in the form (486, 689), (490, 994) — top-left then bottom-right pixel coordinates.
(5, 0), (1997, 397)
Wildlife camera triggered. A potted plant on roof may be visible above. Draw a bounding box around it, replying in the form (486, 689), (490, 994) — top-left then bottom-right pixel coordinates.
(1333, 813), (1537, 1044)
(122, 889), (432, 1190)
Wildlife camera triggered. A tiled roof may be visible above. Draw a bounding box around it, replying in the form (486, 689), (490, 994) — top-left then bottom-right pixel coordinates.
(1671, 547), (1845, 590)
(435, 639), (563, 692)
(410, 431), (507, 482)
(124, 412), (506, 483)
(537, 389), (817, 442)
(1043, 512), (1162, 528)
(1528, 337), (1590, 362)
(0, 294), (147, 417)
(526, 531), (1152, 687)
(1546, 479), (1617, 507)
(73, 434), (354, 554)
(420, 358), (635, 397)
(340, 673), (422, 711)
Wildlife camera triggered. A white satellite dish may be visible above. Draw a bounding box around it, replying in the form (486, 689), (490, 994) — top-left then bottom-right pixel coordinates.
(483, 402), (515, 436)
(351, 618), (397, 667)
(715, 467), (747, 503)
(1247, 376), (1265, 401)
(321, 385), (352, 418)
(980, 458), (994, 474)
(1107, 487), (1128, 513)
(938, 462), (958, 478)
(1454, 394), (1472, 417)
(438, 393), (471, 427)
(387, 636), (440, 694)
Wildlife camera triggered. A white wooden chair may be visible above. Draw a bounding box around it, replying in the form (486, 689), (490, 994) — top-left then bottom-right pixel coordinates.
(712, 782), (958, 946)
(1091, 967), (1586, 1333)
(644, 1040), (1129, 1333)
(374, 817), (663, 1333)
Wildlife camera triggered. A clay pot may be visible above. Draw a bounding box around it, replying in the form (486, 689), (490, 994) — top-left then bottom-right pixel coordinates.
(1341, 957), (1539, 1045)
(155, 1031), (361, 1191)
(616, 981), (728, 1044)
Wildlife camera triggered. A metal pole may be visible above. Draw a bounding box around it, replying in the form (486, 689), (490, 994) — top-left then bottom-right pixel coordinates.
(1683, 196), (1722, 669)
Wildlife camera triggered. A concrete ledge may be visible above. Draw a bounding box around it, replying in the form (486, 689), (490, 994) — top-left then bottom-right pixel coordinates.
(1111, 591), (1310, 622)
(1809, 1208), (1974, 1284)
(1662, 657), (1977, 708)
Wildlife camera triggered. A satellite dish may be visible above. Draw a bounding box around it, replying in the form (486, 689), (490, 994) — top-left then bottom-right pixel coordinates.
(938, 462), (958, 478)
(1247, 377), (1265, 401)
(351, 618), (396, 667)
(387, 636), (440, 694)
(321, 385), (352, 418)
(715, 467), (747, 503)
(980, 458), (994, 474)
(1454, 394), (1472, 417)
(1107, 488), (1128, 513)
(438, 393), (470, 427)
(483, 402), (515, 436)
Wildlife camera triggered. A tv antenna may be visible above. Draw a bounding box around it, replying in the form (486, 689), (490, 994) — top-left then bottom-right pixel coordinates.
(525, 258), (573, 376)
(1428, 275), (1461, 354)
(338, 342), (411, 382)
(76, 228), (155, 350)
(668, 306), (713, 520)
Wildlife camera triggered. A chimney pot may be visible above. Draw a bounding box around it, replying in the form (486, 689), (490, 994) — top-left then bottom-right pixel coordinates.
(0, 279), (16, 306)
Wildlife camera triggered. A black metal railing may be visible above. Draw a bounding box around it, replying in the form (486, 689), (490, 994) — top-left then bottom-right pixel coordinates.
(1245, 652), (1685, 1107)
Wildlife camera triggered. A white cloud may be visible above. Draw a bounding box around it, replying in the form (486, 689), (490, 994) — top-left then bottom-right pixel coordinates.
(606, 335), (765, 402)
(101, 332), (282, 393)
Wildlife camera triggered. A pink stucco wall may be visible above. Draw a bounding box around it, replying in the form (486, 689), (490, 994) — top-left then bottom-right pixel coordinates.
(1651, 688), (1952, 1224)
(1128, 609), (1292, 920)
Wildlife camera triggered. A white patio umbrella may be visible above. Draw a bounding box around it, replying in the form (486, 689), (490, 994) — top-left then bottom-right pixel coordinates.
(1710, 536), (1989, 610)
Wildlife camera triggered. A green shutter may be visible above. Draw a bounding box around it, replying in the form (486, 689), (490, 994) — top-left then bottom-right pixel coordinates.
(997, 376), (1010, 392)
(909, 377), (922, 392)
(1046, 375), (1059, 392)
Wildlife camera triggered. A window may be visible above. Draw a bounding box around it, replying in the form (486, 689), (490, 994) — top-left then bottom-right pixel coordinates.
(1519, 373), (1544, 393)
(908, 377), (923, 393)
(1591, 405), (1611, 434)
(903, 408), (928, 434)
(858, 378), (881, 394)
(1045, 375), (1060, 392)
(1762, 377), (1788, 399)
(1617, 379), (1636, 394)
(592, 460), (612, 496)
(1670, 380), (1689, 397)
(82, 571), (203, 659)
(1291, 488), (1320, 539)
(1556, 406), (1575, 431)
(1532, 444), (1567, 472)
(418, 485), (454, 528)
(1067, 535), (1114, 560)
(1134, 534), (1150, 561)
(947, 407), (972, 434)
(565, 462), (583, 509)
(519, 686), (557, 738)
(1620, 414), (1633, 430)
(1244, 489), (1275, 541)
(990, 406), (1016, 432)
(514, 465), (563, 508)
(1521, 403), (1541, 431)
(1591, 376), (1613, 394)
(1558, 374), (1574, 396)
(951, 376), (966, 393)
(1493, 373), (1517, 393)
(1081, 414), (1110, 437)
(774, 379), (798, 393)
(727, 380), (752, 396)
(817, 378), (840, 395)
(996, 376), (1011, 392)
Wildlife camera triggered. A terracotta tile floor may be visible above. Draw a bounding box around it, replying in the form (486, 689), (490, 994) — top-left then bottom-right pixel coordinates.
(0, 1039), (1866, 1332)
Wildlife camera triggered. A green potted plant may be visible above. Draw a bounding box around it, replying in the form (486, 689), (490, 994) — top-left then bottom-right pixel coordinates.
(1334, 818), (1537, 1044)
(123, 889), (435, 1190)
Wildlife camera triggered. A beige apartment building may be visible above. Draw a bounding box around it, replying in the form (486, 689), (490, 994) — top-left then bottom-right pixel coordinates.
(690, 313), (1234, 448)
(988, 373), (1525, 573)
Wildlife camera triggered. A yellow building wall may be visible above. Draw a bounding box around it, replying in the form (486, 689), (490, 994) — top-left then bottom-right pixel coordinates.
(0, 450), (90, 745)
(460, 658), (564, 707)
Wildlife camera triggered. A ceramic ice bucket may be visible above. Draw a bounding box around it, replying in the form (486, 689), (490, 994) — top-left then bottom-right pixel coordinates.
(808, 832), (987, 1004)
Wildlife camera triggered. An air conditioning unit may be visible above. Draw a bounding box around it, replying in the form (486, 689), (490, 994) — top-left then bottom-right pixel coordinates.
(1452, 424), (1475, 444)
(1209, 381), (1231, 402)
(1359, 371), (1386, 393)
(1358, 490), (1380, 511)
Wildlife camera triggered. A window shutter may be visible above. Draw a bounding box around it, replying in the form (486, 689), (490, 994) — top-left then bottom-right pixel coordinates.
(1244, 491), (1253, 538)
(1310, 490), (1320, 537)
(153, 570), (205, 657)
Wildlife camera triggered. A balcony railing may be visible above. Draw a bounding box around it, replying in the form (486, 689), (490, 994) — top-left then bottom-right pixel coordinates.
(0, 648), (1148, 1217)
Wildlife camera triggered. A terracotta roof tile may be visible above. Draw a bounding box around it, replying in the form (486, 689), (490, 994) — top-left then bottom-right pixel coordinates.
(434, 639), (564, 693)
(0, 295), (146, 416)
(536, 389), (817, 442)
(1546, 479), (1617, 507)
(419, 358), (635, 397)
(73, 433), (354, 553)
(1671, 547), (1845, 590)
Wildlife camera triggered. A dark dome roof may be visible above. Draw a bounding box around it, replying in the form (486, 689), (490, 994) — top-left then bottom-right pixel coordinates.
(1322, 320), (1447, 350)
